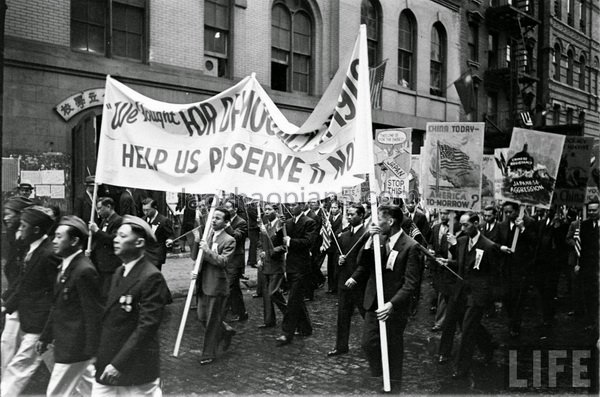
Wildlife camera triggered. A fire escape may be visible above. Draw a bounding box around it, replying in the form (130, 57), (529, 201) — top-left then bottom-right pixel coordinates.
(484, 0), (539, 142)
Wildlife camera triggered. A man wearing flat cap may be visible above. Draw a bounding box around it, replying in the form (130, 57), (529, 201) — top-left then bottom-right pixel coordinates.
(74, 176), (98, 224)
(1, 196), (32, 372)
(93, 215), (171, 396)
(18, 183), (33, 199)
(37, 215), (103, 396)
(1, 206), (60, 396)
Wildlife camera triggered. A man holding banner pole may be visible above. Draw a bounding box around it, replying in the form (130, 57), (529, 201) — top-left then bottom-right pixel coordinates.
(350, 205), (422, 390)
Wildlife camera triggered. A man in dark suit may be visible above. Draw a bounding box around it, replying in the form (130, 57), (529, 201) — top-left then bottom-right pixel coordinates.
(257, 204), (287, 328)
(74, 176), (98, 225)
(276, 202), (317, 346)
(481, 205), (501, 243)
(325, 201), (343, 294)
(406, 200), (431, 242)
(93, 215), (171, 395)
(37, 216), (103, 396)
(89, 197), (123, 302)
(142, 198), (174, 270)
(1, 206), (59, 395)
(497, 201), (535, 337)
(441, 213), (501, 379)
(118, 187), (137, 217)
(428, 209), (455, 332)
(567, 199), (599, 331)
(191, 207), (237, 365)
(328, 204), (368, 357)
(223, 200), (249, 321)
(350, 205), (422, 387)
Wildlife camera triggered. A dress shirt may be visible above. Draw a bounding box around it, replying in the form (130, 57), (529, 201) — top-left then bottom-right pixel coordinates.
(468, 232), (480, 251)
(123, 255), (144, 277)
(60, 249), (82, 275)
(25, 235), (48, 262)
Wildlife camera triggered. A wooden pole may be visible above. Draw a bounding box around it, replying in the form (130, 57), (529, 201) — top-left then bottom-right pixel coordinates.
(85, 182), (99, 256)
(173, 192), (219, 357)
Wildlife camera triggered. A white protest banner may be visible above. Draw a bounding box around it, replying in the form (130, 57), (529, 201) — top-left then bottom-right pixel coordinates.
(423, 122), (484, 211)
(586, 138), (599, 203)
(482, 155), (495, 208)
(96, 34), (373, 200)
(373, 128), (411, 199)
(498, 128), (565, 209)
(554, 136), (594, 207)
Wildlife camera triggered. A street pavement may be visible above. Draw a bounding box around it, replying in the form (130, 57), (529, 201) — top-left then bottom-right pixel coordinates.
(21, 251), (598, 395)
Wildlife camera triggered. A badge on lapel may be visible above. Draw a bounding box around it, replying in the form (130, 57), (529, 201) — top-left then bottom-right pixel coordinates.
(474, 249), (484, 270)
(119, 295), (133, 312)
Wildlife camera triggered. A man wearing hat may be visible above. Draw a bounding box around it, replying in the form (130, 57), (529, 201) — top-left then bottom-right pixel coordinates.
(93, 215), (171, 396)
(89, 197), (123, 302)
(1, 206), (60, 396)
(37, 215), (103, 396)
(1, 196), (33, 372)
(75, 176), (97, 224)
(18, 182), (33, 199)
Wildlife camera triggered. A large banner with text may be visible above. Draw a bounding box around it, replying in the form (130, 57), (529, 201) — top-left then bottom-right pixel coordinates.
(96, 29), (374, 200)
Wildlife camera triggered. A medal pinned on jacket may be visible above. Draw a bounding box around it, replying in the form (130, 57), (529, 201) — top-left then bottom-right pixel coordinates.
(119, 295), (133, 312)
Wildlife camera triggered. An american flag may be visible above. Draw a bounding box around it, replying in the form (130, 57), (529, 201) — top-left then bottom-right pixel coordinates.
(320, 213), (332, 251)
(369, 59), (388, 109)
(573, 226), (581, 258)
(439, 143), (472, 172)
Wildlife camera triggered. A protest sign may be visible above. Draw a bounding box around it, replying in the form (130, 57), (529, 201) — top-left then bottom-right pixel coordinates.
(96, 30), (373, 201)
(499, 128), (565, 209)
(482, 155), (495, 208)
(554, 136), (594, 207)
(373, 128), (411, 199)
(586, 138), (599, 203)
(423, 122), (484, 211)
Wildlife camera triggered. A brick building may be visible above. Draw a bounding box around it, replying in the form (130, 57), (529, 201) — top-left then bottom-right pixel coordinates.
(2, 0), (462, 209)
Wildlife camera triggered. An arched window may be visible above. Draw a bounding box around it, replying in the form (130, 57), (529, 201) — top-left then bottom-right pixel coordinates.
(398, 10), (416, 89)
(430, 22), (446, 97)
(361, 0), (381, 67)
(271, 0), (313, 93)
(579, 55), (586, 90)
(553, 43), (561, 80)
(567, 49), (574, 85)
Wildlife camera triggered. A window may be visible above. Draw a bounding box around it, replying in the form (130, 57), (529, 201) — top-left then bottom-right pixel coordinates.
(593, 57), (599, 96)
(430, 23), (446, 97)
(486, 92), (498, 123)
(554, 0), (562, 18)
(525, 44), (534, 74)
(205, 0), (231, 78)
(71, 0), (146, 61)
(271, 0), (313, 93)
(552, 105), (560, 125)
(488, 33), (498, 68)
(468, 23), (479, 62)
(567, 0), (574, 25)
(361, 0), (381, 67)
(579, 111), (585, 125)
(398, 10), (416, 89)
(567, 49), (574, 85)
(566, 108), (573, 124)
(579, 55), (586, 90)
(579, 0), (586, 32)
(553, 44), (561, 80)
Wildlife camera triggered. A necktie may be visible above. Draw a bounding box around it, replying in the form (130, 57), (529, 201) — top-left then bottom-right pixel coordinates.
(468, 239), (474, 251)
(486, 224), (490, 232)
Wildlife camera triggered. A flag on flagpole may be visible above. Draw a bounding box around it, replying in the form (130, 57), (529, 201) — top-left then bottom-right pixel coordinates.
(341, 201), (349, 230)
(453, 71), (475, 114)
(573, 224), (581, 258)
(320, 210), (332, 251)
(369, 59), (388, 109)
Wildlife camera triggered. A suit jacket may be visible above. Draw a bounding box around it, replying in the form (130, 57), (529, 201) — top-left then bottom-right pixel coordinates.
(119, 190), (137, 217)
(4, 237), (60, 333)
(409, 210), (431, 242)
(40, 252), (103, 363)
(192, 230), (236, 296)
(91, 212), (123, 273)
(224, 215), (247, 270)
(449, 234), (502, 306)
(285, 214), (317, 274)
(577, 219), (599, 274)
(257, 219), (285, 275)
(337, 225), (369, 290)
(480, 221), (501, 244)
(326, 213), (343, 254)
(498, 219), (535, 280)
(95, 256), (171, 386)
(427, 222), (456, 295)
(145, 212), (174, 266)
(306, 209), (323, 253)
(354, 231), (422, 314)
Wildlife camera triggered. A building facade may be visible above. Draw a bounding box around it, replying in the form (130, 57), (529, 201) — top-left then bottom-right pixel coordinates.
(2, 0), (461, 209)
(537, 0), (600, 137)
